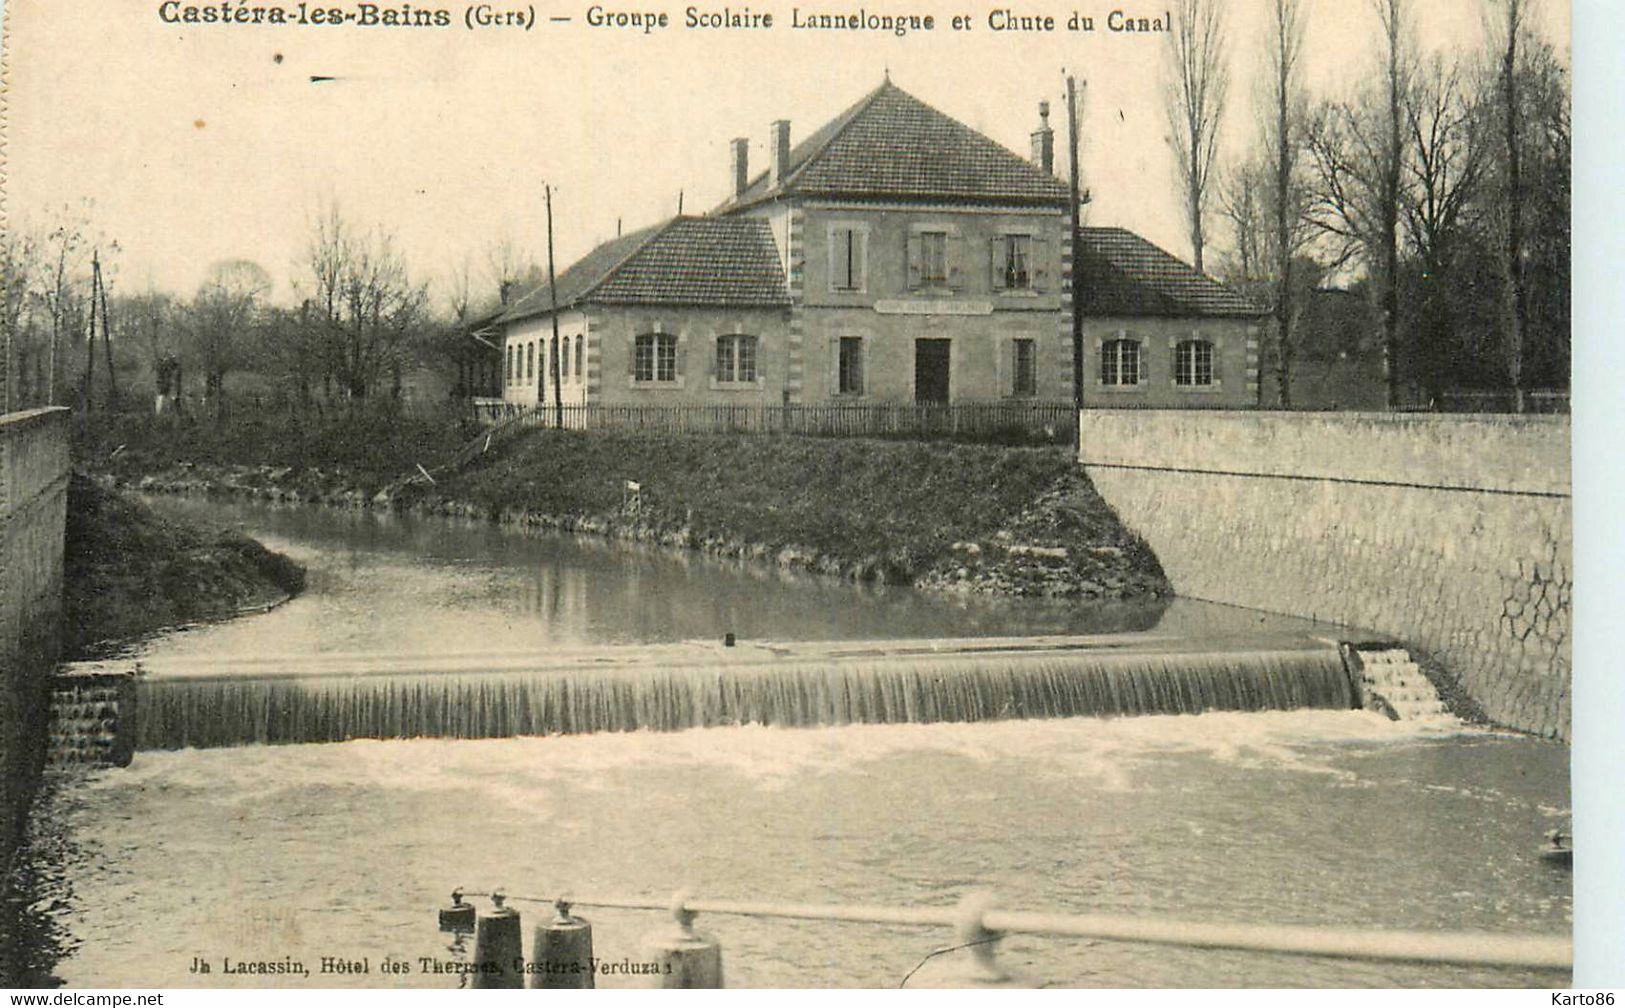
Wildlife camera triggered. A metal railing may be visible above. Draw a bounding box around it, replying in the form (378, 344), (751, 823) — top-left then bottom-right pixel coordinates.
(437, 886), (1571, 989)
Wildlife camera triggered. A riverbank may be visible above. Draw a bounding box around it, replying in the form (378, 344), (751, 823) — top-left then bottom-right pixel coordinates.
(5, 477), (307, 986)
(80, 414), (1169, 600)
(62, 474), (307, 659)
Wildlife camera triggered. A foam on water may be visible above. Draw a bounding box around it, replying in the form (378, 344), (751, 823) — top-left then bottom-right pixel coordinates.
(96, 707), (1474, 806)
(54, 708), (1567, 990)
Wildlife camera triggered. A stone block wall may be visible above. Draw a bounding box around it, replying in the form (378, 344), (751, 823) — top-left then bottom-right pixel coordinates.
(0, 407), (71, 875)
(1079, 410), (1571, 739)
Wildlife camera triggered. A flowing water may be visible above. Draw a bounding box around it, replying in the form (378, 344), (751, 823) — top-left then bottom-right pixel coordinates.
(46, 495), (1570, 987)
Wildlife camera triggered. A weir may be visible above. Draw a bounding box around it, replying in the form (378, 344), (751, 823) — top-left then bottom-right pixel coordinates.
(64, 632), (1366, 751)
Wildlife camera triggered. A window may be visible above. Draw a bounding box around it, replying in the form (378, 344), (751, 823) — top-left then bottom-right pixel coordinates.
(715, 334), (758, 383)
(1012, 338), (1037, 396)
(634, 333), (678, 382)
(574, 336), (583, 379)
(526, 342), (535, 381)
(1175, 339), (1215, 386)
(918, 231), (948, 286)
(830, 227), (866, 292)
(505, 346), (513, 383)
(1002, 235), (1032, 289)
(1101, 339), (1141, 387)
(837, 336), (864, 395)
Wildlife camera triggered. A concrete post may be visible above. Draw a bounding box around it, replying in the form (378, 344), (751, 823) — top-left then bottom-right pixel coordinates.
(527, 898), (594, 989)
(637, 891), (723, 988)
(470, 893), (523, 989)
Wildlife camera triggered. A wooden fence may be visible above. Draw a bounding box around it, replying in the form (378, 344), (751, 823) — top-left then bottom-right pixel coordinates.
(471, 401), (1080, 444)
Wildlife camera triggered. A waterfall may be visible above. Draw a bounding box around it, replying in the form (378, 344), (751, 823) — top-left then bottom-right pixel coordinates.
(1346, 646), (1454, 723)
(123, 639), (1357, 750)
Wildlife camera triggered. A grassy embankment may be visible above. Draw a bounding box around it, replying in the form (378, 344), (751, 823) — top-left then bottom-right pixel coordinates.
(62, 474), (307, 659)
(77, 408), (1169, 599)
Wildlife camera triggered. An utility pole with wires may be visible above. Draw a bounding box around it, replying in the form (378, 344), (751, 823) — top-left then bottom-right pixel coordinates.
(80, 248), (118, 413)
(83, 254), (98, 412)
(95, 250), (117, 411)
(1066, 73), (1086, 451)
(545, 183), (564, 429)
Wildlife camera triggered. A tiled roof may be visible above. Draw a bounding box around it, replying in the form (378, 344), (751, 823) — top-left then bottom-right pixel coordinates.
(501, 217), (789, 321)
(1076, 227), (1265, 318)
(721, 81), (1070, 210)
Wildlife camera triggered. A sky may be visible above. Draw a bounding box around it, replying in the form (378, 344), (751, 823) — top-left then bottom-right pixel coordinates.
(1, 0), (1567, 310)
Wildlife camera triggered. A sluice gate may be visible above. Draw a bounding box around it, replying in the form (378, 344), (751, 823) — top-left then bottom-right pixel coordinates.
(62, 632), (1372, 751)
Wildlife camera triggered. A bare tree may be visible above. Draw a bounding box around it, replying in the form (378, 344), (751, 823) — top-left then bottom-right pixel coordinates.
(188, 259), (271, 415)
(118, 289), (182, 409)
(1264, 0), (1307, 408)
(0, 229), (39, 412)
(1402, 56), (1486, 401)
(1373, 0), (1410, 408)
(483, 234), (539, 307)
(1163, 0), (1229, 275)
(38, 220), (92, 408)
(1403, 59), (1484, 274)
(1489, 0), (1531, 411)
(1304, 104), (1379, 272)
(445, 254), (477, 325)
(1216, 160), (1267, 293)
(303, 207), (428, 401)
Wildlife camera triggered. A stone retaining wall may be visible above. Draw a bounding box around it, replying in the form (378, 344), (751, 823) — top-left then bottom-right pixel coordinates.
(1079, 410), (1571, 739)
(0, 408), (71, 875)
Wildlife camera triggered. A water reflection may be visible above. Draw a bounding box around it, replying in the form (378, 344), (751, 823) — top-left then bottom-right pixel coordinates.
(135, 494), (1223, 660)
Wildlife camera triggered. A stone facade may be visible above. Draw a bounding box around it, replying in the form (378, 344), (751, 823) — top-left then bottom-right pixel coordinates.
(1082, 316), (1260, 408)
(1079, 409), (1571, 739)
(503, 310), (593, 409)
(777, 203), (1069, 403)
(496, 84), (1262, 414)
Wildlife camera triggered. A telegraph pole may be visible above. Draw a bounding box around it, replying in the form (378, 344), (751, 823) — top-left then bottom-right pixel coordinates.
(96, 251), (118, 411)
(84, 251), (98, 412)
(1066, 74), (1085, 451)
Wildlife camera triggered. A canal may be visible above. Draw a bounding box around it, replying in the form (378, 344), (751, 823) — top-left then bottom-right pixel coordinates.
(50, 496), (1570, 987)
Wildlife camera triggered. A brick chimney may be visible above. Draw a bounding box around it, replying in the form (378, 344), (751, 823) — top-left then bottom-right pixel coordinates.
(730, 137), (750, 198)
(1030, 100), (1055, 176)
(770, 119), (792, 188)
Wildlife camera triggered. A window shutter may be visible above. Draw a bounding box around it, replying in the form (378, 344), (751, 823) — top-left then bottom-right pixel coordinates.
(707, 335), (718, 377)
(906, 233), (922, 290)
(853, 231), (866, 292)
(946, 233), (965, 289)
(1031, 235), (1050, 292)
(628, 335), (638, 377)
(676, 332), (688, 378)
(989, 237), (1005, 291)
(828, 229), (842, 291)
